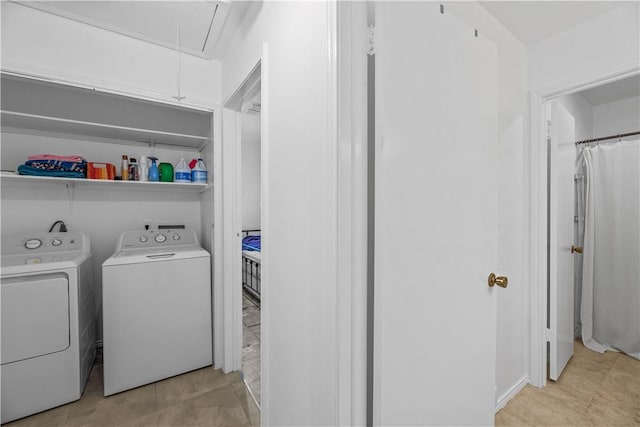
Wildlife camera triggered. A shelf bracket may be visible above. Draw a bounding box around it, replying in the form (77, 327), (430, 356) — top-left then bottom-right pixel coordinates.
(66, 182), (75, 215)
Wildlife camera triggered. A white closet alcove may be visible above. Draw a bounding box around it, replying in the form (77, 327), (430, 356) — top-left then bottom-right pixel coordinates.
(0, 73), (212, 193)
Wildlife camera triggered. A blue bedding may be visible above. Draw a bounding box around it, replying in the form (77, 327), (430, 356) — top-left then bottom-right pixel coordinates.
(242, 235), (261, 251)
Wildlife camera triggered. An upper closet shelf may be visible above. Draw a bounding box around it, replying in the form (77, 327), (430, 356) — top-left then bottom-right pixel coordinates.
(0, 73), (212, 151)
(0, 171), (209, 193)
(1, 110), (209, 150)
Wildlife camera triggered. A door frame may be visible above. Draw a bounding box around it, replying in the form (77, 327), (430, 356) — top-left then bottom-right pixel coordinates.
(216, 58), (262, 375)
(215, 3), (369, 424)
(527, 64), (640, 388)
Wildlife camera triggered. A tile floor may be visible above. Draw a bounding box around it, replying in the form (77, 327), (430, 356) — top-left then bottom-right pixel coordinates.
(4, 360), (259, 427)
(5, 295), (262, 427)
(496, 340), (640, 426)
(242, 293), (261, 406)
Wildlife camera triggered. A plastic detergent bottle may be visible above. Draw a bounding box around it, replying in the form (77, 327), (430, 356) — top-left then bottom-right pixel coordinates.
(174, 158), (191, 183)
(191, 158), (207, 183)
(148, 157), (159, 182)
(139, 155), (148, 182)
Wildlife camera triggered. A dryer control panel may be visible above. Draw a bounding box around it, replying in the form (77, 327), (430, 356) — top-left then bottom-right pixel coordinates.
(117, 229), (199, 251)
(1, 232), (90, 255)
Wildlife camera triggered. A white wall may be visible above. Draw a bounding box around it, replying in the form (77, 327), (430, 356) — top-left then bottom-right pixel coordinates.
(1, 133), (203, 340)
(445, 2), (529, 409)
(241, 112), (261, 230)
(593, 96), (640, 137)
(558, 93), (593, 141)
(528, 3), (640, 94)
(0, 1), (221, 109)
(221, 2), (339, 425)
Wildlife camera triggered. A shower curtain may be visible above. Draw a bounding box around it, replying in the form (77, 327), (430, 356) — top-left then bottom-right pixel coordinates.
(579, 139), (640, 360)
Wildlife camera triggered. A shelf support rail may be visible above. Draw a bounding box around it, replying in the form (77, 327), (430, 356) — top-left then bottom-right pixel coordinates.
(66, 182), (75, 215)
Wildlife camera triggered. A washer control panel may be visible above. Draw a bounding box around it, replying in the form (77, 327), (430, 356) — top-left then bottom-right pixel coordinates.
(119, 229), (197, 250)
(1, 232), (89, 255)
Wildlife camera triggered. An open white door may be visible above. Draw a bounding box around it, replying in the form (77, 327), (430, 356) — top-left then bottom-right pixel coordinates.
(549, 101), (576, 380)
(374, 3), (499, 425)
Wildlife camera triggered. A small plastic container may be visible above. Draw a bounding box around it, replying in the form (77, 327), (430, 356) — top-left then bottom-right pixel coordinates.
(191, 158), (208, 183)
(128, 158), (139, 181)
(174, 158), (191, 183)
(139, 156), (148, 182)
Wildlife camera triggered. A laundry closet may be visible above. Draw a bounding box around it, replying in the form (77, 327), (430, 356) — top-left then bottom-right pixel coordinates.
(548, 74), (640, 379)
(0, 73), (213, 338)
(0, 1), (224, 422)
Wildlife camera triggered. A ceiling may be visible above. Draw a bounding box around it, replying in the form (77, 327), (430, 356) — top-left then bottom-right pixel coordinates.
(14, 1), (251, 60)
(480, 1), (633, 45)
(14, 1), (635, 58)
(579, 75), (640, 106)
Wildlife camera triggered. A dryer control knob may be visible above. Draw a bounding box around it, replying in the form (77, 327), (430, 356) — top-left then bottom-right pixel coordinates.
(173, 234), (181, 241)
(52, 239), (62, 246)
(25, 239), (42, 249)
(140, 236), (148, 243)
(154, 234), (167, 243)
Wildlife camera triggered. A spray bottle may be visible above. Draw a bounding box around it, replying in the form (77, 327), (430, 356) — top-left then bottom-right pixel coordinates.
(148, 157), (159, 182)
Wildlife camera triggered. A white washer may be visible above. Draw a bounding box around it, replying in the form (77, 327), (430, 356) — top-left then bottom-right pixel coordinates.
(102, 228), (212, 396)
(1, 232), (95, 424)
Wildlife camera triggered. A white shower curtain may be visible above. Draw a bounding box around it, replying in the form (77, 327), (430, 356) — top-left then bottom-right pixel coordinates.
(580, 139), (640, 360)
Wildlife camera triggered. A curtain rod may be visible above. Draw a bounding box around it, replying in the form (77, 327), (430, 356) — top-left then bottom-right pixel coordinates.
(575, 131), (640, 145)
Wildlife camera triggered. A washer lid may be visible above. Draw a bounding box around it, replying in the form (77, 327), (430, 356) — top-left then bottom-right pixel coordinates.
(102, 247), (210, 267)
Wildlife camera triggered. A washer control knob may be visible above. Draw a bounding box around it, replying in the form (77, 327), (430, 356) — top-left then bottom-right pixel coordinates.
(52, 239), (62, 246)
(25, 239), (42, 249)
(173, 234), (181, 241)
(154, 234), (167, 243)
(139, 236), (148, 243)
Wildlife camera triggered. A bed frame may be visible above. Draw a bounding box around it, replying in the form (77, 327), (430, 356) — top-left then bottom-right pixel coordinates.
(242, 230), (261, 303)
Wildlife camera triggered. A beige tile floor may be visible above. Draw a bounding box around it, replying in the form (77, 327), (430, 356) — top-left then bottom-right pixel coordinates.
(496, 340), (640, 426)
(242, 294), (261, 406)
(6, 296), (262, 427)
(4, 363), (260, 427)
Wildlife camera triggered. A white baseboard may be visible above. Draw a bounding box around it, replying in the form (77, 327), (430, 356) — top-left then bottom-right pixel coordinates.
(495, 376), (529, 413)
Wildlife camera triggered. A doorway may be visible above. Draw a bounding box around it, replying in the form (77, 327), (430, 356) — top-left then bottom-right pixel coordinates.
(536, 71), (640, 384)
(216, 61), (263, 403)
(239, 90), (262, 405)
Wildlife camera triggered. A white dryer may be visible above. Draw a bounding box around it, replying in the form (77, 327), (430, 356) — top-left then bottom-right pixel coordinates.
(1, 232), (95, 424)
(102, 228), (212, 396)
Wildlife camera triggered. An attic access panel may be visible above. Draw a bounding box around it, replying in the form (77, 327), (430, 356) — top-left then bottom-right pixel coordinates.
(16, 1), (230, 59)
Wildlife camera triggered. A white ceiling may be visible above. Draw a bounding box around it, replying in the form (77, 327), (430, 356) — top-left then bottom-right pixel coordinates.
(14, 1), (635, 59)
(579, 75), (640, 106)
(15, 1), (251, 60)
(480, 1), (632, 45)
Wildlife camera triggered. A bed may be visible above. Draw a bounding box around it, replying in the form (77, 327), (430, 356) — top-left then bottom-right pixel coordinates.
(242, 230), (261, 303)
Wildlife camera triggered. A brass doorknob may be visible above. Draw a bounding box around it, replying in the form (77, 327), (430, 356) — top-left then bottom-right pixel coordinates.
(488, 273), (508, 288)
(571, 245), (583, 254)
